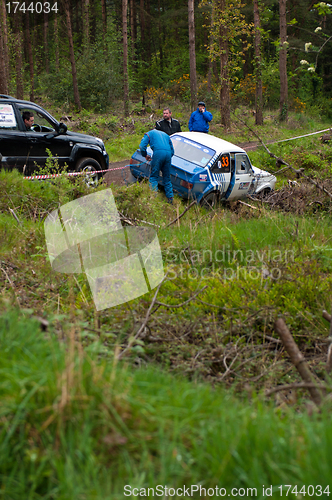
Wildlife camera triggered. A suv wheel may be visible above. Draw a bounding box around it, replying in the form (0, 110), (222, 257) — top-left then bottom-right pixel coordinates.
(75, 157), (102, 188)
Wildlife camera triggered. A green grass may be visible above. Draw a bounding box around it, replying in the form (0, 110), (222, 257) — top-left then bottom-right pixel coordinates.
(1, 311), (332, 499)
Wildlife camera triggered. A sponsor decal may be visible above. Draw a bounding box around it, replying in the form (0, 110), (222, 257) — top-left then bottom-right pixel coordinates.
(239, 182), (250, 190)
(199, 174), (208, 181)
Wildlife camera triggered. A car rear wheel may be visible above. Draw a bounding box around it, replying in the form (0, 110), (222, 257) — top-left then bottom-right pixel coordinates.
(200, 192), (218, 209)
(75, 157), (102, 187)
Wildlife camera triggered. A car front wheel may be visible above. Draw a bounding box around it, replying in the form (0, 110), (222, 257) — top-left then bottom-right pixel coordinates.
(75, 157), (102, 187)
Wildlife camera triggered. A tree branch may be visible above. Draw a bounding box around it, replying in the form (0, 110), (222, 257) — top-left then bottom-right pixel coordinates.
(236, 117), (332, 199)
(275, 318), (323, 405)
(117, 273), (168, 360)
(266, 382), (330, 397)
(166, 200), (197, 227)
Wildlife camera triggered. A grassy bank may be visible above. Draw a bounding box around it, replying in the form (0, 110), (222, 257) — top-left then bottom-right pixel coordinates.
(1, 311), (332, 499)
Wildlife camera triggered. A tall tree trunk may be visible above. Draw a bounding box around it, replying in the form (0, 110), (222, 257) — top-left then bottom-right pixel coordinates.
(25, 14), (35, 101)
(213, 59), (219, 84)
(54, 15), (59, 72)
(43, 12), (49, 73)
(254, 0), (263, 125)
(158, 0), (163, 72)
(90, 0), (97, 44)
(207, 5), (215, 93)
(0, 0), (8, 93)
(140, 0), (145, 54)
(279, 0), (288, 121)
(14, 13), (24, 99)
(130, 0), (136, 62)
(188, 0), (197, 111)
(84, 0), (90, 47)
(101, 0), (107, 38)
(0, 26), (7, 94)
(63, 0), (81, 109)
(123, 0), (129, 116)
(0, 0), (9, 93)
(219, 0), (230, 129)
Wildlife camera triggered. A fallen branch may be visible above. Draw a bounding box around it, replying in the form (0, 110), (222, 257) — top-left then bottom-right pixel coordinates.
(0, 265), (20, 307)
(119, 212), (160, 228)
(237, 200), (259, 210)
(274, 318), (323, 406)
(322, 309), (331, 323)
(117, 274), (168, 360)
(8, 207), (22, 224)
(236, 117), (332, 200)
(266, 382), (330, 397)
(166, 200), (197, 227)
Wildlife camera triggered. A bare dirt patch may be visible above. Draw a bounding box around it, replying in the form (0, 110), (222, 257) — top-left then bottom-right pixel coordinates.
(103, 160), (135, 186)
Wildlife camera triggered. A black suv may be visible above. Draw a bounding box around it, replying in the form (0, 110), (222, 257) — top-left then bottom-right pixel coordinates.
(0, 95), (109, 181)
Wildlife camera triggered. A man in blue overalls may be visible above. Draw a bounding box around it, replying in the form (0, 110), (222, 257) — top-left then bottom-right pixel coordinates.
(139, 129), (174, 204)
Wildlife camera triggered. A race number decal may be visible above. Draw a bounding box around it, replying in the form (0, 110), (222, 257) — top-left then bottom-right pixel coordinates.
(217, 153), (230, 173)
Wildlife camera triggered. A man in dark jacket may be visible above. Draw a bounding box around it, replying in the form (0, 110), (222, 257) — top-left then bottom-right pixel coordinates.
(188, 101), (213, 133)
(155, 107), (181, 136)
(139, 129), (174, 203)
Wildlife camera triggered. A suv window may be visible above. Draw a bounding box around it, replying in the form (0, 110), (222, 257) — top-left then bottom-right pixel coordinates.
(0, 104), (18, 130)
(17, 106), (56, 133)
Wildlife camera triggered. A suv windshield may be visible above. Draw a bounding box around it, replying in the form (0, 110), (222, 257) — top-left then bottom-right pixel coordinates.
(171, 135), (216, 168)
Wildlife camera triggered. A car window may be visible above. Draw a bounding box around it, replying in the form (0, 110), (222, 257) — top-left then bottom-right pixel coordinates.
(0, 104), (18, 130)
(171, 135), (216, 167)
(235, 154), (252, 174)
(17, 106), (56, 132)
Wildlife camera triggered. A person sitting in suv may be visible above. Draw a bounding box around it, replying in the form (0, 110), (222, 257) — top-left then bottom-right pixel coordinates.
(22, 111), (34, 131)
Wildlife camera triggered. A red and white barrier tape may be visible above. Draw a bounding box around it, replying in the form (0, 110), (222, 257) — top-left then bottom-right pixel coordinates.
(23, 165), (129, 180)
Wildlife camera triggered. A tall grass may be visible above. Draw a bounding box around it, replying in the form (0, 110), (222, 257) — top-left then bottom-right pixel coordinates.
(1, 312), (332, 499)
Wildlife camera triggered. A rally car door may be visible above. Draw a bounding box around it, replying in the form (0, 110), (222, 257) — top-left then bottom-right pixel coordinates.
(227, 153), (254, 200)
(209, 152), (232, 196)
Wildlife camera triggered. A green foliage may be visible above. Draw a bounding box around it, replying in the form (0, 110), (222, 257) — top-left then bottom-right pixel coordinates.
(0, 168), (67, 219)
(38, 23), (122, 111)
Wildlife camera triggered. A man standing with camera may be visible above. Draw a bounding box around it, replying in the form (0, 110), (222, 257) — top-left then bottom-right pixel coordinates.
(188, 101), (213, 133)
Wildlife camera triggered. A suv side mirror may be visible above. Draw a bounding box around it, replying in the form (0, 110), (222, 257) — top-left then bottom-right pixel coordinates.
(58, 123), (67, 134)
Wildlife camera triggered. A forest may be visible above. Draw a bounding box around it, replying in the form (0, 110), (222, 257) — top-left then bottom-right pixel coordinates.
(0, 0), (332, 123)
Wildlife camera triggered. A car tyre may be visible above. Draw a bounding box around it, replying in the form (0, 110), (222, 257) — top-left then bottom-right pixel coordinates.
(200, 192), (218, 209)
(75, 157), (102, 188)
(257, 188), (271, 199)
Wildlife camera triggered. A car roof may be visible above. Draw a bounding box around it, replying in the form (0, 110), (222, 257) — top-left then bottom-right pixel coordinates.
(172, 132), (246, 154)
(0, 95), (42, 107)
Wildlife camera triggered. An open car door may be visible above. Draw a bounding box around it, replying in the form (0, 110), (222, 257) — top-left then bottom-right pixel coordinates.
(226, 153), (254, 200)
